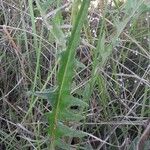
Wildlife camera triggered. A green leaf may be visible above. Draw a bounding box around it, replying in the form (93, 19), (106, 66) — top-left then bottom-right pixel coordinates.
(138, 3), (150, 14)
(124, 0), (139, 14)
(48, 1), (90, 148)
(100, 44), (113, 65)
(27, 88), (57, 106)
(49, 109), (84, 122)
(49, 122), (86, 138)
(55, 139), (71, 150)
(51, 21), (66, 50)
(96, 32), (113, 67)
(123, 0), (150, 16)
(75, 59), (86, 69)
(62, 95), (88, 110)
(40, 0), (55, 11)
(49, 95), (88, 122)
(71, 0), (82, 26)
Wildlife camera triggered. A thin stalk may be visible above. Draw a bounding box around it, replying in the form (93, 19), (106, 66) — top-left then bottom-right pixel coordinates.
(28, 0), (41, 103)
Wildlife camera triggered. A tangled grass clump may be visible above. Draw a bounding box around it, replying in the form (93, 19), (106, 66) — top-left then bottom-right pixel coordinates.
(0, 0), (150, 149)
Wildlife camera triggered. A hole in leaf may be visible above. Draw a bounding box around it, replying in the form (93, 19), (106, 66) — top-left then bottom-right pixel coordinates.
(70, 105), (79, 110)
(70, 105), (80, 113)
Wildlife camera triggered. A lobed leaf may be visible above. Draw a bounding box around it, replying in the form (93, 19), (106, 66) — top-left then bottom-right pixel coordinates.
(48, 0), (90, 148)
